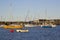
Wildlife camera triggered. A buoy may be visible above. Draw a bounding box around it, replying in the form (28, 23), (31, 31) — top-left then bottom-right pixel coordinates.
(10, 29), (14, 33)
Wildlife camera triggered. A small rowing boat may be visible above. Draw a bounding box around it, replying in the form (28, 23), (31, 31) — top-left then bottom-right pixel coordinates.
(16, 30), (29, 32)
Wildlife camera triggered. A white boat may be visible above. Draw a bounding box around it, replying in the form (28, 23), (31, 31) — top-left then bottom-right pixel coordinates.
(50, 24), (56, 27)
(24, 24), (37, 27)
(0, 25), (5, 28)
(51, 25), (56, 27)
(16, 30), (29, 32)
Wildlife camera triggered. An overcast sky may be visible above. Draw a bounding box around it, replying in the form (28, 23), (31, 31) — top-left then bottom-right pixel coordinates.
(0, 0), (60, 21)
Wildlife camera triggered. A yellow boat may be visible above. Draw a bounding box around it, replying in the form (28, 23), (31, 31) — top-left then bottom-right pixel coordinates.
(3, 24), (24, 29)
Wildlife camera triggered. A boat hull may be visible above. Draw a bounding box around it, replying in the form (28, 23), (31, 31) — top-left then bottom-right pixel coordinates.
(3, 25), (23, 29)
(42, 26), (52, 28)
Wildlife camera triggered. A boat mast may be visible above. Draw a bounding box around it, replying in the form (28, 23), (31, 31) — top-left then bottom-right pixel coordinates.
(9, 0), (13, 22)
(45, 8), (47, 20)
(0, 16), (2, 21)
(25, 10), (29, 22)
(44, 8), (47, 25)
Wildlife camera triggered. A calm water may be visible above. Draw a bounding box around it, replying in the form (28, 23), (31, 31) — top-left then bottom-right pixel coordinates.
(0, 25), (60, 40)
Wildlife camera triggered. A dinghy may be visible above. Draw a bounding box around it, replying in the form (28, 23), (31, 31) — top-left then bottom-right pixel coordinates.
(16, 30), (29, 32)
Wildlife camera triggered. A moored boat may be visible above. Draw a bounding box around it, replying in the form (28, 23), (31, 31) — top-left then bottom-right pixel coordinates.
(24, 24), (38, 27)
(16, 29), (29, 32)
(41, 23), (56, 28)
(3, 23), (24, 29)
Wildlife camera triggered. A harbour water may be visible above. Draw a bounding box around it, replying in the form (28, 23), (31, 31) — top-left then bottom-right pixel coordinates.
(0, 25), (60, 40)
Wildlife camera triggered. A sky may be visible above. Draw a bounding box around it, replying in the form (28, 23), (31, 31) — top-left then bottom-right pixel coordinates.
(0, 0), (60, 21)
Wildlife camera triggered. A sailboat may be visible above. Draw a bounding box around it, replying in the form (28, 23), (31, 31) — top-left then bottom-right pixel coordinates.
(24, 10), (37, 27)
(41, 20), (52, 28)
(2, 0), (24, 29)
(41, 9), (56, 28)
(3, 23), (24, 29)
